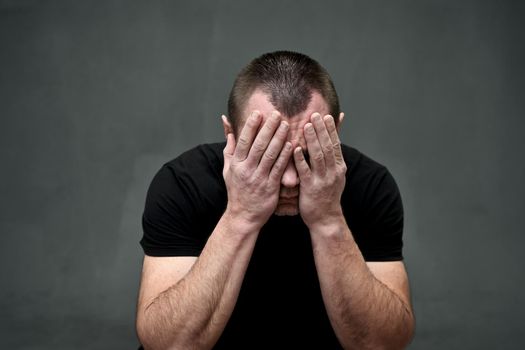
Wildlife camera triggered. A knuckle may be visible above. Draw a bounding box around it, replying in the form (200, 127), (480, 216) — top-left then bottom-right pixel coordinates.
(269, 170), (281, 182)
(245, 176), (255, 187)
(276, 155), (287, 168)
(252, 172), (265, 184)
(238, 166), (251, 181)
(270, 162), (283, 176)
(313, 152), (324, 162)
(252, 141), (266, 153)
(263, 150), (277, 161)
(264, 120), (276, 130)
(238, 136), (249, 146)
(302, 172), (313, 182)
(323, 145), (334, 155)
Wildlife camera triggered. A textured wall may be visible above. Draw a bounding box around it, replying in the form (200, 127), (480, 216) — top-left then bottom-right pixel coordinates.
(1, 1), (524, 348)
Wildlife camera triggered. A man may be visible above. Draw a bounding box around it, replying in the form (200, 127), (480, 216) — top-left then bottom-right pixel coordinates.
(136, 51), (415, 349)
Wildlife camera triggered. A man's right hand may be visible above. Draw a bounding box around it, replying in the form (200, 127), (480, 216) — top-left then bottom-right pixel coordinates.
(222, 110), (292, 232)
(138, 111), (289, 349)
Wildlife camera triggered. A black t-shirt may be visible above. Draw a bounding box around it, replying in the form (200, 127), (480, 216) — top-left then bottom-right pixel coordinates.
(140, 142), (404, 349)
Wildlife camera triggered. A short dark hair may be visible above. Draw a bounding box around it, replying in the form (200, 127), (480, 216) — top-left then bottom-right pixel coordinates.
(227, 51), (340, 132)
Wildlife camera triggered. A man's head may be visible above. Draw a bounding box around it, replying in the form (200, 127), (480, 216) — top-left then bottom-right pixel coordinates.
(226, 51), (340, 134)
(222, 51), (344, 216)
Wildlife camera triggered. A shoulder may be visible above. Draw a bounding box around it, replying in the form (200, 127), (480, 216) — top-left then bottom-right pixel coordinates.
(341, 144), (389, 179)
(147, 142), (227, 210)
(340, 144), (401, 213)
(340, 145), (404, 261)
(160, 143), (225, 190)
(164, 142), (225, 176)
(141, 143), (227, 256)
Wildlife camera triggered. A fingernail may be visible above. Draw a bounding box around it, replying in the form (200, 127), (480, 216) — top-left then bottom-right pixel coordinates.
(280, 121), (289, 130)
(305, 123), (314, 132)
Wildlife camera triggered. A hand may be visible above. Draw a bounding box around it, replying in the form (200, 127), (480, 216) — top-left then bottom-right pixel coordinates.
(223, 110), (293, 231)
(293, 113), (347, 230)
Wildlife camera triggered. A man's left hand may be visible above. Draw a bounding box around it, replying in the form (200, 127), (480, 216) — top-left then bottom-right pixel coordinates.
(293, 113), (347, 230)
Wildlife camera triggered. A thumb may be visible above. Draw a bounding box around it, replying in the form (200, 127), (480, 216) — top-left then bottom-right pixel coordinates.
(223, 133), (236, 165)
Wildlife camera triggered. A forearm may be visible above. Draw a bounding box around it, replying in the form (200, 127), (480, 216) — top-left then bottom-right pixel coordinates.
(310, 218), (414, 350)
(138, 214), (258, 350)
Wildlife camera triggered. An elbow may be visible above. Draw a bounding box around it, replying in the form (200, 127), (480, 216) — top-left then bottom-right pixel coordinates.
(402, 310), (416, 348)
(382, 309), (416, 350)
(363, 310), (416, 350)
(136, 311), (157, 350)
(136, 309), (177, 350)
(136, 309), (204, 350)
(136, 321), (177, 350)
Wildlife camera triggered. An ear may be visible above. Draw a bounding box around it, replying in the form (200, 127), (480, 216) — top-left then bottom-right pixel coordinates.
(337, 112), (345, 131)
(221, 115), (234, 139)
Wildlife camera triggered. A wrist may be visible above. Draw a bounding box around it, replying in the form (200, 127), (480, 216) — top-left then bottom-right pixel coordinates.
(306, 211), (348, 238)
(222, 206), (263, 236)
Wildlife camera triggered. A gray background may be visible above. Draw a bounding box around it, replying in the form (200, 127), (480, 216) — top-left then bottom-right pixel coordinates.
(1, 0), (524, 349)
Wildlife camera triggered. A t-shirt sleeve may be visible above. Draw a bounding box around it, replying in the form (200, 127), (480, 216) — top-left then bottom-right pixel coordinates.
(359, 167), (404, 261)
(140, 164), (205, 257)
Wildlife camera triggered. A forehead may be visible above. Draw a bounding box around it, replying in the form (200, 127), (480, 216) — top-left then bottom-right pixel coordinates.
(241, 89), (330, 125)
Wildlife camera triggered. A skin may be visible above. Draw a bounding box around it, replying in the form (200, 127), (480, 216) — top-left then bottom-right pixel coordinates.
(223, 89), (340, 217)
(136, 90), (415, 349)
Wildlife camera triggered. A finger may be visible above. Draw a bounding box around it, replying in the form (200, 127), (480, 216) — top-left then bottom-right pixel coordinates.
(269, 141), (294, 183)
(304, 122), (326, 174)
(293, 146), (311, 182)
(233, 111), (262, 161)
(255, 120), (289, 175)
(324, 114), (344, 164)
(245, 111), (281, 167)
(312, 113), (335, 169)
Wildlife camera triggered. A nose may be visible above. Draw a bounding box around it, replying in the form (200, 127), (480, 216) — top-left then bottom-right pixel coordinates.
(281, 159), (300, 188)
